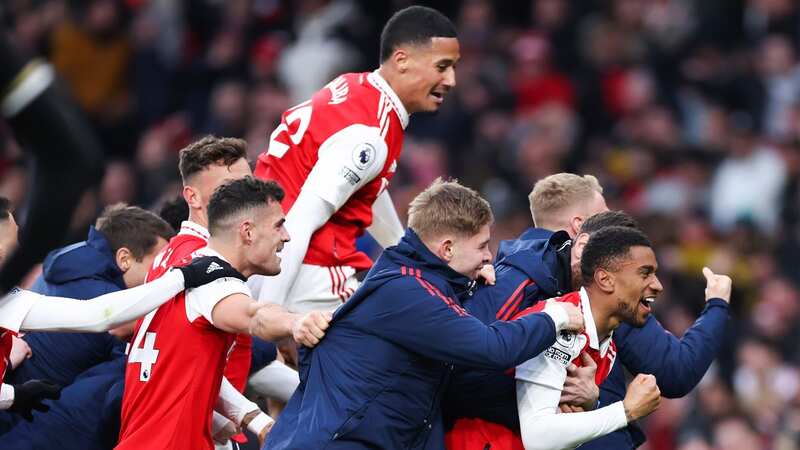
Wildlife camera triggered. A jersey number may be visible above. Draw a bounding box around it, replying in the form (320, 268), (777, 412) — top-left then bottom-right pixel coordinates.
(267, 101), (312, 158)
(128, 311), (160, 382)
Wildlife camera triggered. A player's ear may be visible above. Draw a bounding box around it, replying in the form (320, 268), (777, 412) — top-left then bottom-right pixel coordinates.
(239, 220), (253, 245)
(392, 47), (410, 73)
(572, 232), (590, 263)
(593, 267), (614, 293)
(115, 247), (133, 273)
(437, 237), (455, 262)
(182, 185), (202, 210)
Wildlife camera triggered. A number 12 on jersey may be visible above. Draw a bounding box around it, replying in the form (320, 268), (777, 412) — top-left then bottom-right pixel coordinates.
(128, 310), (160, 382)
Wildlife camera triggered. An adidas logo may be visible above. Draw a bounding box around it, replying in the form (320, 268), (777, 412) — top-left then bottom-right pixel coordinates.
(206, 261), (224, 274)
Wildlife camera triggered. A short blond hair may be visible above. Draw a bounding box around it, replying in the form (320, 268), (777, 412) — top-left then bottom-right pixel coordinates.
(529, 173), (603, 227)
(408, 178), (493, 241)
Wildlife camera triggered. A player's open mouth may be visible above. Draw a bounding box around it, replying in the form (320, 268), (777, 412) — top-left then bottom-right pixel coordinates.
(429, 90), (445, 104)
(639, 296), (655, 312)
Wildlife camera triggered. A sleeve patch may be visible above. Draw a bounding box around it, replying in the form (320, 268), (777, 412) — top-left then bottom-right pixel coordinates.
(352, 143), (376, 171)
(544, 346), (572, 366)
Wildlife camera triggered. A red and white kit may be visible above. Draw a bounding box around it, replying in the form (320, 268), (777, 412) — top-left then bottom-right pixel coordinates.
(117, 247), (251, 450)
(253, 70), (406, 313)
(446, 289), (622, 450)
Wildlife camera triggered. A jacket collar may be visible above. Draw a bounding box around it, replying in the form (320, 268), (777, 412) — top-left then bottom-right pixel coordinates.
(495, 229), (572, 296)
(394, 228), (475, 295)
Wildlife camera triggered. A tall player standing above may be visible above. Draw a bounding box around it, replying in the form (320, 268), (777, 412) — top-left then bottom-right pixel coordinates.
(117, 178), (331, 450)
(251, 6), (459, 313)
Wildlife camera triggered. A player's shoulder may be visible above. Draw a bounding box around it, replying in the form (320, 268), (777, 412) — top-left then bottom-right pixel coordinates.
(311, 72), (382, 119)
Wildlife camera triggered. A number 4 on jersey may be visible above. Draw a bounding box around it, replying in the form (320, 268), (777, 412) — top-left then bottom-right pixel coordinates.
(128, 310), (160, 382)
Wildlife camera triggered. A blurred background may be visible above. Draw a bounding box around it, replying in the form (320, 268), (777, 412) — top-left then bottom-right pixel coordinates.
(1, 0), (800, 449)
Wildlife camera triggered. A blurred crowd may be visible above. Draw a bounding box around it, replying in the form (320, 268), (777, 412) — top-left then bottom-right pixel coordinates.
(2, 0), (800, 449)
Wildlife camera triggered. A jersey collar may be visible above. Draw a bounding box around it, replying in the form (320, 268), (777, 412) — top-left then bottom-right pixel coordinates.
(179, 220), (209, 241)
(368, 70), (410, 129)
(579, 287), (614, 357)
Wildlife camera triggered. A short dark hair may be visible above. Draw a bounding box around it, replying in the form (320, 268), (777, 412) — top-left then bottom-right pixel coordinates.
(178, 135), (248, 184)
(207, 177), (285, 236)
(581, 226), (652, 285)
(0, 197), (10, 222)
(379, 6), (457, 62)
(95, 204), (176, 261)
(579, 210), (639, 235)
(158, 196), (190, 233)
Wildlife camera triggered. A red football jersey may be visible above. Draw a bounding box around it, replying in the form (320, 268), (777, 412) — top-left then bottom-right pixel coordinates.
(255, 71), (407, 270)
(117, 245), (250, 450)
(145, 222), (253, 391)
(446, 290), (618, 450)
(0, 328), (12, 379)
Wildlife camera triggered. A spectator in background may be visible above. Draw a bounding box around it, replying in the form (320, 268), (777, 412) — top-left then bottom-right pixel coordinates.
(8, 204), (174, 388)
(709, 114), (787, 234)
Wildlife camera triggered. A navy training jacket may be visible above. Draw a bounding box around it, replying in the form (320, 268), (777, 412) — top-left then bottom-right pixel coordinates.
(444, 228), (572, 429)
(265, 229), (560, 450)
(10, 227), (126, 387)
(443, 227), (731, 449)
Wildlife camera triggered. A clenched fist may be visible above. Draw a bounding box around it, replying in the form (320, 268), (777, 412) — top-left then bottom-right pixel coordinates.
(547, 301), (584, 333)
(702, 267), (732, 303)
(622, 374), (661, 422)
(292, 310), (333, 347)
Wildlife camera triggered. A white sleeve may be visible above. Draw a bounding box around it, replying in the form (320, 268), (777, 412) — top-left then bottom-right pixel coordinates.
(0, 383), (13, 410)
(18, 269), (186, 332)
(215, 376), (274, 429)
(0, 288), (38, 332)
(304, 123), (388, 210)
(249, 191), (334, 306)
(367, 190), (404, 248)
(515, 340), (628, 450)
(247, 360), (300, 402)
(185, 277), (251, 325)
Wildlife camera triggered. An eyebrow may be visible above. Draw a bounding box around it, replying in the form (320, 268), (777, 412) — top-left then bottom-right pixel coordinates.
(638, 265), (656, 274)
(435, 58), (457, 65)
(275, 218), (286, 227)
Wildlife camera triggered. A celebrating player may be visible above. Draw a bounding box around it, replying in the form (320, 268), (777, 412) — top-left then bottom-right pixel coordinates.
(116, 177), (330, 450)
(251, 5), (459, 313)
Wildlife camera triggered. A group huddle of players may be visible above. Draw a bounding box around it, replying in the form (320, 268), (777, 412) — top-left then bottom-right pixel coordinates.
(0, 5), (733, 450)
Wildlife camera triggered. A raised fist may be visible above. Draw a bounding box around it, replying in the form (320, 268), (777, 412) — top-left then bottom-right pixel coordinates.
(702, 267), (732, 303)
(622, 374), (661, 422)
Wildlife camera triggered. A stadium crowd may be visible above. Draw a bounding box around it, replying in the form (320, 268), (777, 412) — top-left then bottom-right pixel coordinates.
(0, 0), (799, 449)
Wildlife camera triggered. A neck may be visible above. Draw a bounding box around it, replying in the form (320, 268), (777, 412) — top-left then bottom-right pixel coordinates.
(188, 210), (208, 229)
(585, 286), (620, 342)
(207, 237), (251, 277)
(377, 66), (414, 114)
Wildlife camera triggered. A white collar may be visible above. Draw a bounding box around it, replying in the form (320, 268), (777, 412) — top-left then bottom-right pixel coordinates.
(579, 287), (614, 356)
(367, 70), (410, 129)
(179, 220), (209, 241)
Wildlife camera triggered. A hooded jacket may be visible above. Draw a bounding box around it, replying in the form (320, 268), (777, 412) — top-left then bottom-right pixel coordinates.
(265, 229), (561, 450)
(444, 228), (572, 430)
(9, 227), (126, 387)
(444, 227), (730, 449)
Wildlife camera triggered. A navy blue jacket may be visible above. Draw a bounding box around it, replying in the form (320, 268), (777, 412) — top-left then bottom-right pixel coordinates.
(0, 357), (125, 449)
(9, 227), (126, 387)
(444, 227), (730, 449)
(265, 229), (560, 450)
(444, 228), (572, 429)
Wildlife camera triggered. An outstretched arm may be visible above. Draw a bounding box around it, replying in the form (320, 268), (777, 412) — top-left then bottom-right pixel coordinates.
(613, 267), (731, 397)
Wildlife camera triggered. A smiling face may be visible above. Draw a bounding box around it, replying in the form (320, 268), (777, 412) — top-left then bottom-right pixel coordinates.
(446, 224), (493, 280)
(395, 37), (460, 113)
(243, 200), (290, 277)
(610, 245), (663, 327)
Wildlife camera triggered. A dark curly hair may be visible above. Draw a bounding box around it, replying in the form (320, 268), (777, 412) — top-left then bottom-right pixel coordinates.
(581, 226), (652, 285)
